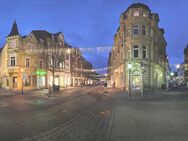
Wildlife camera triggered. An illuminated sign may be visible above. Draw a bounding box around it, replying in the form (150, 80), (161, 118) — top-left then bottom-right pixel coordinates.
(35, 69), (47, 76)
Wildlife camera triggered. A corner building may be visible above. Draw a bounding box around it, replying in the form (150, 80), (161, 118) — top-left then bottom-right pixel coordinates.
(0, 21), (96, 90)
(109, 3), (168, 94)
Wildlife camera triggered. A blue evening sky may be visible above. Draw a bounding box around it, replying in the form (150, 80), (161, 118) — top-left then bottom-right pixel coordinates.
(0, 0), (188, 73)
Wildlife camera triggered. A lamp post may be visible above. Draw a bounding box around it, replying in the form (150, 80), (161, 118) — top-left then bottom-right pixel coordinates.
(20, 68), (24, 95)
(140, 62), (144, 98)
(176, 64), (181, 86)
(128, 63), (132, 97)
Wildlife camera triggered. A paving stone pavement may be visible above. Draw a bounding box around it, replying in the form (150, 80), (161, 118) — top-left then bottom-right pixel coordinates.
(0, 87), (188, 141)
(110, 89), (188, 141)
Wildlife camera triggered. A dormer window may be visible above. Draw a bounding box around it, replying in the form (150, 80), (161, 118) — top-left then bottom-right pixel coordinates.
(10, 40), (16, 48)
(133, 11), (139, 16)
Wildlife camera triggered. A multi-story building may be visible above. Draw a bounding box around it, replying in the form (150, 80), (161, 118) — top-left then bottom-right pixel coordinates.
(184, 44), (188, 82)
(108, 3), (168, 95)
(70, 47), (85, 86)
(70, 48), (98, 86)
(0, 21), (96, 90)
(176, 63), (185, 86)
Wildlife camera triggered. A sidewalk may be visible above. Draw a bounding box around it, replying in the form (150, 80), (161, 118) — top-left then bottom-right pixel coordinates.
(109, 89), (188, 141)
(0, 86), (83, 98)
(0, 88), (18, 97)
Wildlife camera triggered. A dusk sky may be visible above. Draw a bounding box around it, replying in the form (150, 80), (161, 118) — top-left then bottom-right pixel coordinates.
(0, 0), (188, 73)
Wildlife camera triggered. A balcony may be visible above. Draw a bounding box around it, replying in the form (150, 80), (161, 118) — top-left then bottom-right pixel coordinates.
(7, 65), (20, 73)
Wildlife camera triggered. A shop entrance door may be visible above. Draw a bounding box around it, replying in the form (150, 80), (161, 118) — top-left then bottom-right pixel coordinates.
(132, 75), (141, 96)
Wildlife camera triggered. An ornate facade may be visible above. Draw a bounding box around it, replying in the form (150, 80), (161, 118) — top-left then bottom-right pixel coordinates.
(108, 3), (168, 94)
(0, 21), (96, 90)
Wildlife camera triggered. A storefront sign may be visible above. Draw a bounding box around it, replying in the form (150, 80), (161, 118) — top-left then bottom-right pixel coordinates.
(35, 70), (47, 76)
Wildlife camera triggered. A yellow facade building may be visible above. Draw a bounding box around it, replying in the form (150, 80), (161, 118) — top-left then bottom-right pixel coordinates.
(0, 21), (96, 91)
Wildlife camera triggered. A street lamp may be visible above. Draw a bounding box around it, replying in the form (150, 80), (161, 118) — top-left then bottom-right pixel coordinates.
(20, 68), (24, 95)
(176, 64), (180, 69)
(128, 63), (132, 97)
(128, 64), (133, 69)
(170, 72), (174, 76)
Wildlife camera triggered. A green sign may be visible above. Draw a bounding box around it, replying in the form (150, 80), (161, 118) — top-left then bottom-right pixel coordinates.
(35, 69), (47, 76)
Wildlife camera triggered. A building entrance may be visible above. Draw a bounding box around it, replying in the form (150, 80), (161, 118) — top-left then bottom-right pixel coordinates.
(13, 77), (17, 88)
(132, 75), (141, 96)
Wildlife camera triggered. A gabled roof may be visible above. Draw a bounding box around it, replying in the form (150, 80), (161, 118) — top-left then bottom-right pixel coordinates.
(31, 30), (64, 41)
(53, 32), (61, 38)
(184, 43), (188, 54)
(0, 47), (3, 53)
(0, 47), (3, 54)
(31, 30), (52, 41)
(7, 20), (20, 37)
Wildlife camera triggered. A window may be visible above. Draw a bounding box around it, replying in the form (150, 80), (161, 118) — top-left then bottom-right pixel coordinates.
(10, 40), (16, 48)
(66, 54), (69, 60)
(63, 61), (65, 68)
(24, 76), (31, 86)
(39, 61), (43, 68)
(134, 11), (139, 16)
(142, 26), (146, 35)
(133, 45), (139, 58)
(26, 58), (30, 67)
(143, 46), (147, 58)
(59, 62), (62, 68)
(11, 57), (15, 66)
(50, 58), (53, 66)
(133, 26), (139, 35)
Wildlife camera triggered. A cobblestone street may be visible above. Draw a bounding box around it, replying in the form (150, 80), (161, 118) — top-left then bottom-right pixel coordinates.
(111, 88), (188, 141)
(0, 87), (114, 141)
(0, 87), (188, 141)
